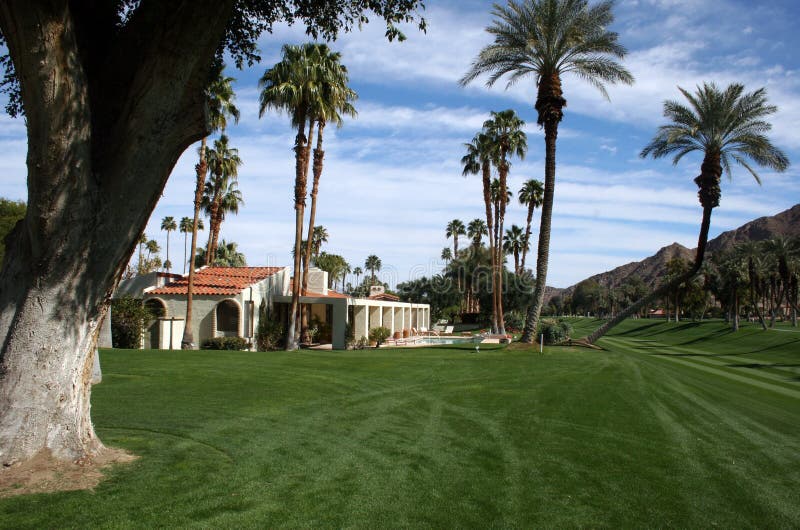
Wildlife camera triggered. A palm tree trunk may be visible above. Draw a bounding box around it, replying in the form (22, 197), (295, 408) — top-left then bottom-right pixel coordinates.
(181, 137), (208, 349)
(584, 205), (715, 344)
(482, 163), (498, 334)
(521, 120), (558, 343)
(287, 112), (309, 351)
(301, 120), (321, 344)
(521, 204), (533, 272)
(183, 231), (188, 274)
(205, 200), (219, 266)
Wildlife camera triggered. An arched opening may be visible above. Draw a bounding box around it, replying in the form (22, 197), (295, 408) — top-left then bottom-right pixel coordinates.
(216, 299), (240, 337)
(144, 298), (167, 349)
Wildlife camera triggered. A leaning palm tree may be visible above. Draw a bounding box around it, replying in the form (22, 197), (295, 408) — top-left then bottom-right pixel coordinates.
(503, 224), (528, 275)
(182, 64), (239, 350)
(259, 43), (328, 350)
(518, 178), (544, 272)
(586, 82), (789, 343)
(365, 255), (382, 285)
(160, 216), (177, 272)
(461, 0), (634, 344)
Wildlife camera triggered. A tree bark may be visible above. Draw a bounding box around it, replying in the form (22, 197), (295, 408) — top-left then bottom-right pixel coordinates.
(0, 0), (234, 465)
(481, 162), (498, 334)
(299, 119), (318, 344)
(286, 112), (309, 351)
(181, 138), (208, 349)
(521, 204), (533, 273)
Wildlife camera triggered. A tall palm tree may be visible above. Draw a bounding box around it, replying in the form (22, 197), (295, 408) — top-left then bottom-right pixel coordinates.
(137, 232), (147, 274)
(503, 224), (528, 275)
(182, 64), (239, 350)
(518, 178), (544, 272)
(365, 255), (382, 285)
(300, 44), (357, 310)
(446, 219), (466, 258)
(483, 110), (526, 335)
(462, 132), (499, 331)
(461, 0), (634, 344)
(353, 266), (363, 288)
(202, 135), (243, 264)
(736, 241), (768, 330)
(259, 43), (330, 350)
(586, 83), (789, 343)
(160, 216), (177, 272)
(311, 225), (330, 259)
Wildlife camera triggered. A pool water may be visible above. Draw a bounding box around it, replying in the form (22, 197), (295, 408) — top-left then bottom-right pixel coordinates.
(416, 336), (480, 345)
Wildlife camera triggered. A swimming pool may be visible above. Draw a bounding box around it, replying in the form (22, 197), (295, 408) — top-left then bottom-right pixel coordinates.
(416, 336), (481, 345)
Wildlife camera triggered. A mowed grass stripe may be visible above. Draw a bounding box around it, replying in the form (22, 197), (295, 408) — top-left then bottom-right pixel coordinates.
(600, 335), (800, 399)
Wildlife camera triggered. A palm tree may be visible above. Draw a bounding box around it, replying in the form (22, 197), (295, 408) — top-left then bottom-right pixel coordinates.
(311, 225), (330, 259)
(179, 217), (204, 274)
(353, 266), (363, 288)
(518, 178), (544, 272)
(461, 0), (634, 344)
(365, 255), (382, 285)
(736, 241), (768, 330)
(259, 43), (330, 350)
(160, 216), (177, 272)
(446, 219), (466, 258)
(182, 64), (239, 350)
(467, 218), (488, 250)
(503, 224), (527, 275)
(483, 110), (527, 335)
(137, 232), (147, 274)
(462, 131), (499, 331)
(202, 135), (243, 263)
(300, 44), (357, 320)
(586, 83), (789, 343)
(441, 247), (452, 268)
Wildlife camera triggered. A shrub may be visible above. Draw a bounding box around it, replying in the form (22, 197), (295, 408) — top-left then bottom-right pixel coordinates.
(202, 337), (249, 350)
(504, 311), (525, 332)
(368, 326), (391, 347)
(355, 336), (369, 350)
(256, 315), (285, 351)
(111, 296), (156, 349)
(536, 319), (573, 345)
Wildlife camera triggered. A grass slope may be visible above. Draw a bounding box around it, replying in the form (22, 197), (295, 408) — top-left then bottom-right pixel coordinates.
(2, 321), (799, 528)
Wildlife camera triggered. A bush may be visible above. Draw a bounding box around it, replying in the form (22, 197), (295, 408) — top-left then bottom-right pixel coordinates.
(202, 337), (249, 350)
(536, 319), (573, 345)
(504, 311), (525, 332)
(368, 326), (392, 347)
(111, 296), (156, 349)
(256, 315), (285, 351)
(355, 336), (369, 350)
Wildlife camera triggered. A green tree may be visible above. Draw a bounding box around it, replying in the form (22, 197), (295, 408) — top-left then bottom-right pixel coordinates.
(446, 219), (466, 258)
(587, 83), (789, 342)
(441, 247), (452, 267)
(461, 0), (634, 344)
(352, 266), (363, 289)
(503, 224), (528, 275)
(0, 0), (425, 469)
(365, 255), (382, 285)
(160, 216), (177, 272)
(0, 198), (25, 266)
(467, 218), (489, 250)
(194, 239), (247, 267)
(518, 178), (543, 272)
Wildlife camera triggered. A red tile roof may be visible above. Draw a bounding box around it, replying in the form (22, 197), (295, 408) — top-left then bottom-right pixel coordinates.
(368, 292), (400, 302)
(147, 266), (284, 296)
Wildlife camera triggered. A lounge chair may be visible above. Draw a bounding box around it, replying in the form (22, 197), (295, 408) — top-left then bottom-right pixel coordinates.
(443, 325), (454, 335)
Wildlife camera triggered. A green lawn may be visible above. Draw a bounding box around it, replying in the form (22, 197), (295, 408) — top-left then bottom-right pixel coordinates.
(2, 319), (799, 528)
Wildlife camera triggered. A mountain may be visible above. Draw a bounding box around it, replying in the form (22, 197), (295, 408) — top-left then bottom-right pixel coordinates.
(555, 203), (800, 298)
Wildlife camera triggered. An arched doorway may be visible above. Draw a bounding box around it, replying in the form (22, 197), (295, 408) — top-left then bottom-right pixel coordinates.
(144, 298), (167, 349)
(216, 299), (240, 337)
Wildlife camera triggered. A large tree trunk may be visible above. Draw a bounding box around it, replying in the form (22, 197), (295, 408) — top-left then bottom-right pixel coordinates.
(520, 107), (560, 342)
(521, 205), (533, 273)
(0, 1), (233, 466)
(299, 119), (318, 344)
(181, 137), (208, 349)
(496, 161), (508, 336)
(481, 163), (498, 334)
(286, 113), (309, 351)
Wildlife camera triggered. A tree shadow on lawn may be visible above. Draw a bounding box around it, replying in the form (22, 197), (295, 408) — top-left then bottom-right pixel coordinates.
(612, 322), (665, 336)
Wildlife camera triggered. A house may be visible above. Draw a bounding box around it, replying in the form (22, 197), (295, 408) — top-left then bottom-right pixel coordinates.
(116, 266), (430, 350)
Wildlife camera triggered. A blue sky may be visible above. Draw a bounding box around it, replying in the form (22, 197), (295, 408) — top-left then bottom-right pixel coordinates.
(1, 0), (799, 288)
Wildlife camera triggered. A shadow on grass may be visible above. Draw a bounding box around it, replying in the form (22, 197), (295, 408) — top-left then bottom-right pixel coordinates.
(614, 322), (664, 336)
